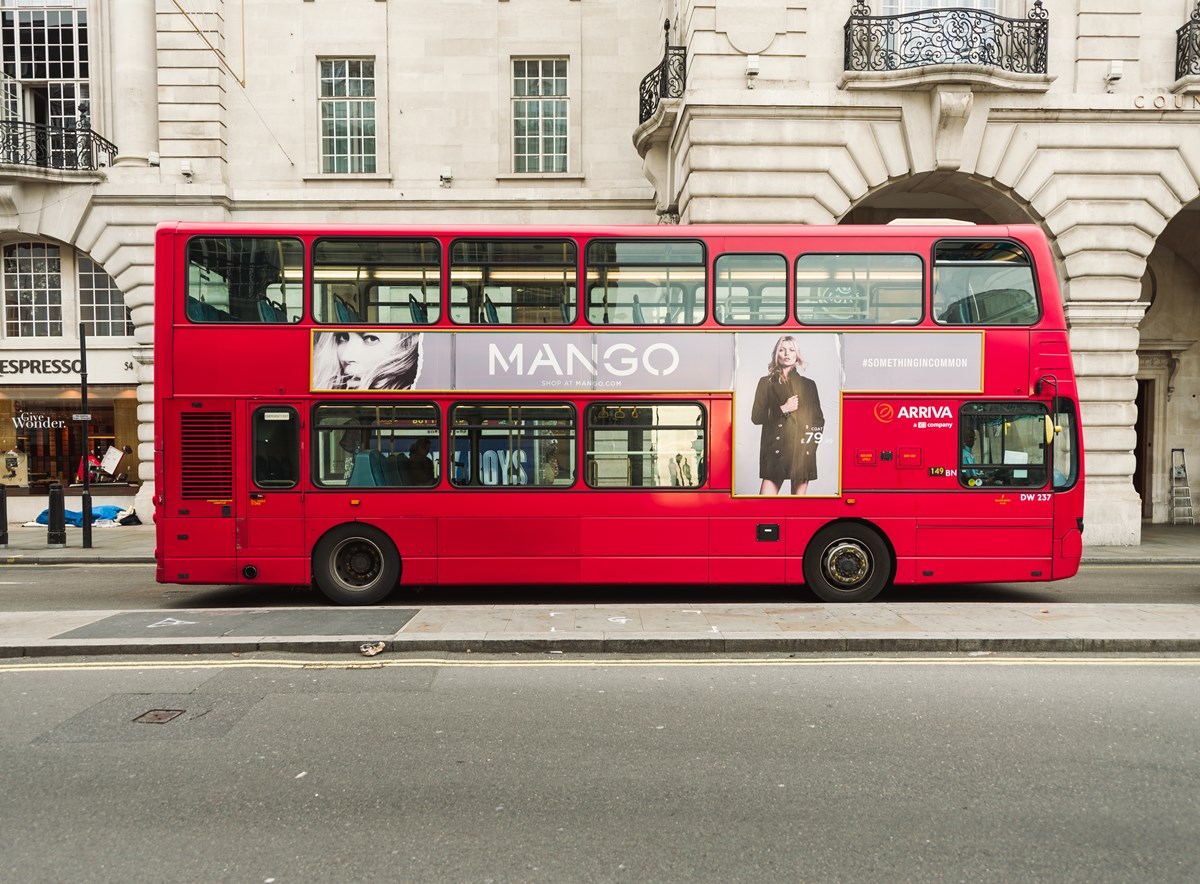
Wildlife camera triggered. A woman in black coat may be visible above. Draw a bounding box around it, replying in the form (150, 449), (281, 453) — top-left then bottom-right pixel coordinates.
(750, 335), (824, 494)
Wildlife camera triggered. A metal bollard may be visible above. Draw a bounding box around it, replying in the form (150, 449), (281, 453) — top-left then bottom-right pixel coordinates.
(0, 483), (7, 548)
(47, 482), (66, 548)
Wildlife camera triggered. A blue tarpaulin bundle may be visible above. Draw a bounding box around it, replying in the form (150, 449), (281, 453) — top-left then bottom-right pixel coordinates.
(34, 505), (125, 527)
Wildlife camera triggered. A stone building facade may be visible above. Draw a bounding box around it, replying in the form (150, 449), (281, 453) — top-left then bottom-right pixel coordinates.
(2, 0), (1198, 546)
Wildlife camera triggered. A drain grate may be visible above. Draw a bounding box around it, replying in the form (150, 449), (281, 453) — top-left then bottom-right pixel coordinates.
(134, 709), (185, 724)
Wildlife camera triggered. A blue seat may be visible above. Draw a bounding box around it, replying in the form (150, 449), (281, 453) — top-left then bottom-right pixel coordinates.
(382, 453), (408, 486)
(408, 294), (429, 325)
(632, 294), (646, 325)
(186, 296), (233, 323)
(483, 294), (500, 324)
(348, 450), (384, 487)
(334, 297), (357, 323)
(257, 299), (288, 323)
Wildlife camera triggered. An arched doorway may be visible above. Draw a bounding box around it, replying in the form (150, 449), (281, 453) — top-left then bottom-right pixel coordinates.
(1135, 204), (1199, 523)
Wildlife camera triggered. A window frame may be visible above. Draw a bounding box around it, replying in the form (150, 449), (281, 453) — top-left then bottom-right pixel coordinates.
(311, 401), (442, 489)
(311, 236), (441, 325)
(713, 252), (789, 326)
(184, 235), (305, 324)
(958, 401), (1052, 489)
(584, 401), (707, 490)
(448, 401), (576, 489)
(510, 56), (569, 174)
(794, 251), (925, 326)
(317, 57), (378, 175)
(931, 238), (1042, 327)
(447, 237), (578, 326)
(585, 238), (708, 327)
(252, 405), (300, 490)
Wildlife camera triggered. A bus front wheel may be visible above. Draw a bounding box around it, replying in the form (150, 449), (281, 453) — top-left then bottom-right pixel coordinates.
(803, 523), (892, 603)
(313, 524), (401, 606)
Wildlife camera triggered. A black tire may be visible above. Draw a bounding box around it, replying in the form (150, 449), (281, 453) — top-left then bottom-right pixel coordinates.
(312, 524), (401, 606)
(802, 522), (892, 602)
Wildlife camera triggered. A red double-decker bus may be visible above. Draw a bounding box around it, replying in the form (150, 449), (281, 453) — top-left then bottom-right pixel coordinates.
(154, 221), (1083, 604)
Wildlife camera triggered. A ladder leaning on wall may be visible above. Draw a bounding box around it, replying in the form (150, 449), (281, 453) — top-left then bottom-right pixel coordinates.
(1171, 449), (1194, 525)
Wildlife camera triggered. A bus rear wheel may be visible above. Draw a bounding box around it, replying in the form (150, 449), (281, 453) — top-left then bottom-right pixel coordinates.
(313, 524), (400, 606)
(803, 523), (891, 603)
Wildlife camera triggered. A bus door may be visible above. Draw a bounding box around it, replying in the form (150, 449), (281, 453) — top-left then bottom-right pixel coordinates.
(237, 403), (305, 584)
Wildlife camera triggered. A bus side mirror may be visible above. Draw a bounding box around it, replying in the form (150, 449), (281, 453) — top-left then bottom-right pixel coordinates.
(1044, 415), (1060, 445)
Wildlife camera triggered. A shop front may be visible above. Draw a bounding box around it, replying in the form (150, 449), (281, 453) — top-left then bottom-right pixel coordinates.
(1, 349), (140, 521)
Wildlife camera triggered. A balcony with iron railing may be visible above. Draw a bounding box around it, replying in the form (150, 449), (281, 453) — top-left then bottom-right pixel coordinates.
(638, 20), (686, 125)
(844, 1), (1048, 78)
(1177, 4), (1200, 82)
(0, 114), (117, 173)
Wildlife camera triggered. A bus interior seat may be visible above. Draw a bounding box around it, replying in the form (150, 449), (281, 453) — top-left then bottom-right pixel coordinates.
(632, 294), (645, 324)
(483, 294), (500, 324)
(257, 299), (288, 323)
(560, 301), (570, 324)
(186, 296), (234, 323)
(348, 450), (384, 486)
(334, 297), (357, 323)
(382, 453), (408, 486)
(408, 294), (429, 324)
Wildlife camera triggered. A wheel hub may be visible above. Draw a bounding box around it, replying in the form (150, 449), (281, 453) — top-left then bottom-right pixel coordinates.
(335, 540), (381, 587)
(824, 541), (870, 587)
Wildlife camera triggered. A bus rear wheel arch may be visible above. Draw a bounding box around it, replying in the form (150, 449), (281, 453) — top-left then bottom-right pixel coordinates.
(802, 522), (893, 603)
(312, 523), (401, 606)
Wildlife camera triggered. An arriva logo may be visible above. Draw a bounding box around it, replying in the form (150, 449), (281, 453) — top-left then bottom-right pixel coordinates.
(873, 403), (895, 423)
(897, 405), (952, 419)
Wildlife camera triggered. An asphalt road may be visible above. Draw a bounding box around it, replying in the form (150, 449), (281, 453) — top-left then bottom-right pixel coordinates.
(0, 563), (1197, 611)
(1, 654), (1197, 883)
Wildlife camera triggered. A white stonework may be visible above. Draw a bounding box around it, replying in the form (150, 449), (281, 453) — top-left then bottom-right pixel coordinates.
(3, 0), (1199, 546)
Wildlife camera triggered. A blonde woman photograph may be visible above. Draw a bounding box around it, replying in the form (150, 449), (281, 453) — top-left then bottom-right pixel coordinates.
(750, 334), (824, 495)
(312, 330), (423, 391)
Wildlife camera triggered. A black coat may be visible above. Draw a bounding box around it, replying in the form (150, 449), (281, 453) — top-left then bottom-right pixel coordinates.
(750, 372), (823, 485)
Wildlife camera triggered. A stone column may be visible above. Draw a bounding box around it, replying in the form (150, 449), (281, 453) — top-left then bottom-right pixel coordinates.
(1065, 294), (1147, 546)
(110, 0), (160, 165)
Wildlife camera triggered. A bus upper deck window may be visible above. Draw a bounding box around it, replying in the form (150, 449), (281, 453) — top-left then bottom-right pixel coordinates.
(186, 237), (304, 324)
(714, 254), (787, 325)
(586, 240), (707, 326)
(448, 239), (576, 326)
(794, 253), (922, 325)
(313, 238), (441, 325)
(933, 240), (1040, 326)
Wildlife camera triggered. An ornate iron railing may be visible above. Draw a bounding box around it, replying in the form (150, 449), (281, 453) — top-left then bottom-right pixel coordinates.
(845, 1), (1048, 76)
(1176, 4), (1200, 80)
(0, 118), (117, 172)
(639, 19), (686, 125)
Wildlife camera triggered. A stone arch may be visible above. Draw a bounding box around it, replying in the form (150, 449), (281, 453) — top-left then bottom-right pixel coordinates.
(1133, 199), (1200, 525)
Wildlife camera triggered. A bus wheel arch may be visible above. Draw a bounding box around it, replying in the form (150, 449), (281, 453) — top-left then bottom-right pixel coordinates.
(312, 522), (401, 606)
(802, 520), (894, 603)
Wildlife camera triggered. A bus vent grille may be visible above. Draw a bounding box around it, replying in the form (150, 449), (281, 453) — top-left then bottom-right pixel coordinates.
(179, 412), (234, 499)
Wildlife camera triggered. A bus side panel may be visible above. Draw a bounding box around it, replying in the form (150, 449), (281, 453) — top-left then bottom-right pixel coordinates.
(581, 516), (709, 584)
(915, 523), (1053, 583)
(438, 515), (581, 583)
(709, 518), (785, 583)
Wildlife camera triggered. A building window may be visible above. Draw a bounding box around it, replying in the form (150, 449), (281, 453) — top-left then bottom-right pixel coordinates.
(512, 58), (567, 173)
(318, 58), (376, 174)
(3, 242), (62, 337)
(1, 0), (89, 168)
(77, 255), (133, 337)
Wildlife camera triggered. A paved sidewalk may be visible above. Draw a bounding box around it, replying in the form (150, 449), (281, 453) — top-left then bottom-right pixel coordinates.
(1, 523), (1197, 658)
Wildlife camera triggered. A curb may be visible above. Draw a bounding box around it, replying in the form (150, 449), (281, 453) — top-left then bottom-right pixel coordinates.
(4, 635), (1200, 659)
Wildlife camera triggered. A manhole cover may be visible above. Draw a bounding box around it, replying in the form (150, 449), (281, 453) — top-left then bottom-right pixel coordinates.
(134, 709), (184, 724)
